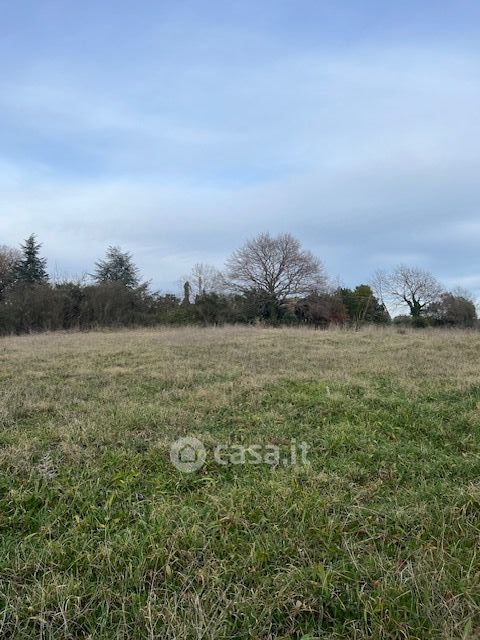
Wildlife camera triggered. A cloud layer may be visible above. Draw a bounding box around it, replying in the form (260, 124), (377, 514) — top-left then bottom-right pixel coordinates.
(1, 1), (479, 296)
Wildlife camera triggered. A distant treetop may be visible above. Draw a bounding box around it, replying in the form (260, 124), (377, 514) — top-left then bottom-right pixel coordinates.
(15, 234), (49, 285)
(93, 246), (140, 288)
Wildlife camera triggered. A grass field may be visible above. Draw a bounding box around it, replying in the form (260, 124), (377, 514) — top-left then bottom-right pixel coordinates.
(1, 326), (480, 639)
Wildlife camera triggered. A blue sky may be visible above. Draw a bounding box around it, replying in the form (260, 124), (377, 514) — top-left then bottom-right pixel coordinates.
(1, 0), (480, 295)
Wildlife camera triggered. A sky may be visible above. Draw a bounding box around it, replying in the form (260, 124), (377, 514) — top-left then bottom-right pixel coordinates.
(1, 0), (480, 295)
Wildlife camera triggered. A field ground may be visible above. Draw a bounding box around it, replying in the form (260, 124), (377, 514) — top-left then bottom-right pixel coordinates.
(1, 326), (480, 639)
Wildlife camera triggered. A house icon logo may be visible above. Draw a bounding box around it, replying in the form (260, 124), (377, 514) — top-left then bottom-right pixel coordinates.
(170, 436), (207, 473)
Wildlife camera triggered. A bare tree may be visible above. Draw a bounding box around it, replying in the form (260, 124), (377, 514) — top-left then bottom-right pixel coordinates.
(188, 263), (224, 297)
(226, 232), (327, 301)
(0, 245), (21, 298)
(372, 265), (442, 318)
(370, 269), (388, 308)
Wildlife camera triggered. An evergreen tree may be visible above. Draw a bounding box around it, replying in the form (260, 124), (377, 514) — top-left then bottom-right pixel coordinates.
(338, 284), (390, 327)
(15, 234), (49, 284)
(182, 281), (191, 305)
(93, 246), (140, 288)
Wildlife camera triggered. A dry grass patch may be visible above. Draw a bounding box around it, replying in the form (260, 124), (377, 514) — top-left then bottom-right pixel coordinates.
(1, 326), (480, 638)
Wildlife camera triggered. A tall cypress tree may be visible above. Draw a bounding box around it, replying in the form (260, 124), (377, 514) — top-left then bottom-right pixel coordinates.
(182, 281), (191, 305)
(15, 234), (49, 284)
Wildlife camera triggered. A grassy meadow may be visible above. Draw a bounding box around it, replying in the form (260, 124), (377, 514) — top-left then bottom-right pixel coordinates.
(1, 326), (480, 639)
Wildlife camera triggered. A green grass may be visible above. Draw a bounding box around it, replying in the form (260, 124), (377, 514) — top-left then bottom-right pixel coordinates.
(1, 326), (480, 638)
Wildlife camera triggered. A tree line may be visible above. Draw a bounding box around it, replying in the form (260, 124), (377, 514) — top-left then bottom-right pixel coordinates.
(0, 232), (476, 335)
